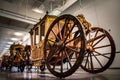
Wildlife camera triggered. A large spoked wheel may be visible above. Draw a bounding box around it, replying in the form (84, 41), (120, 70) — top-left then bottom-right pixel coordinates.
(81, 27), (116, 73)
(44, 14), (86, 78)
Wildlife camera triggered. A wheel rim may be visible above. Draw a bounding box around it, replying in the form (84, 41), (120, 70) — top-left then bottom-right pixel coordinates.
(44, 14), (86, 77)
(81, 27), (116, 73)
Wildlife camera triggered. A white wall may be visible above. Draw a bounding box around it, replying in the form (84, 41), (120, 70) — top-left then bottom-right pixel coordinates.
(61, 0), (120, 68)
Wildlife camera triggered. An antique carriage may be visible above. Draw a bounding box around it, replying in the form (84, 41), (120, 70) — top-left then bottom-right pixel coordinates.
(1, 55), (10, 70)
(8, 43), (29, 72)
(29, 13), (115, 78)
(0, 42), (32, 72)
(29, 14), (57, 71)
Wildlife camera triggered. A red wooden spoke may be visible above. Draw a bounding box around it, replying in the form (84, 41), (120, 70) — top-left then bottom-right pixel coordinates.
(93, 34), (106, 47)
(64, 23), (75, 43)
(84, 52), (90, 68)
(87, 34), (105, 44)
(51, 29), (60, 40)
(65, 46), (79, 53)
(64, 48), (72, 68)
(91, 29), (99, 45)
(61, 18), (70, 38)
(88, 31), (91, 45)
(65, 35), (81, 45)
(52, 53), (61, 70)
(47, 46), (60, 62)
(57, 22), (63, 39)
(94, 44), (111, 49)
(89, 52), (94, 71)
(94, 50), (110, 59)
(92, 52), (103, 67)
(75, 51), (78, 60)
(89, 52), (111, 57)
(61, 51), (63, 73)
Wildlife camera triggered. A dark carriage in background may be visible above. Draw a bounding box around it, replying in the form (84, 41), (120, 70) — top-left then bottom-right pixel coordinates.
(9, 43), (27, 72)
(1, 55), (10, 71)
(29, 13), (116, 78)
(0, 43), (31, 72)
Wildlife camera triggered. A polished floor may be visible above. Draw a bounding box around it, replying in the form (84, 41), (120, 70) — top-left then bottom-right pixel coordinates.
(0, 68), (120, 80)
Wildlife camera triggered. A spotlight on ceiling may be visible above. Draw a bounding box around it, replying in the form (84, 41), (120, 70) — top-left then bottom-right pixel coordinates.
(11, 38), (19, 41)
(14, 32), (24, 36)
(7, 42), (13, 44)
(32, 8), (44, 14)
(49, 9), (61, 16)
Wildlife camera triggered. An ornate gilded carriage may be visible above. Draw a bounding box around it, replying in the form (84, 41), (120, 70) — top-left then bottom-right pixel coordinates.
(29, 14), (57, 71)
(8, 43), (27, 72)
(29, 13), (115, 78)
(1, 55), (10, 70)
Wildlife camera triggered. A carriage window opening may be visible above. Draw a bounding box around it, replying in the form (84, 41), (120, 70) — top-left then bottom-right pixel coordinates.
(35, 27), (39, 44)
(40, 21), (45, 40)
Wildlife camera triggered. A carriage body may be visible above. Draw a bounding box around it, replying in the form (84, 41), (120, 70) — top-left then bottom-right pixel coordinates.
(1, 44), (26, 71)
(29, 15), (57, 67)
(28, 13), (115, 78)
(9, 44), (24, 54)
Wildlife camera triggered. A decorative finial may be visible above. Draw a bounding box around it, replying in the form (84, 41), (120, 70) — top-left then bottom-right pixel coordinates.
(46, 11), (49, 15)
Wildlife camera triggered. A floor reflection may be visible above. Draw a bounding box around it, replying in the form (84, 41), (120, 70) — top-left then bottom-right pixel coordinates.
(3, 72), (111, 80)
(0, 69), (120, 80)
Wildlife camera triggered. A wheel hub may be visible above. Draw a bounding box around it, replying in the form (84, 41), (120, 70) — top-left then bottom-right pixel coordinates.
(86, 45), (94, 52)
(55, 40), (65, 48)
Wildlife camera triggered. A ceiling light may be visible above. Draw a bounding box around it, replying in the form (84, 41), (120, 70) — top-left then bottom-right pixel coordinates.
(32, 8), (44, 14)
(4, 47), (9, 50)
(14, 32), (23, 36)
(6, 44), (10, 48)
(7, 42), (13, 44)
(49, 9), (61, 16)
(11, 38), (19, 41)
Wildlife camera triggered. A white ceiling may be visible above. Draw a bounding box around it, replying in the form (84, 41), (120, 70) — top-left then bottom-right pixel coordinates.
(0, 0), (78, 57)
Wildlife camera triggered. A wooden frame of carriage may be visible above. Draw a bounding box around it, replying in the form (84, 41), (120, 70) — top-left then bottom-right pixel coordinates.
(28, 13), (116, 78)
